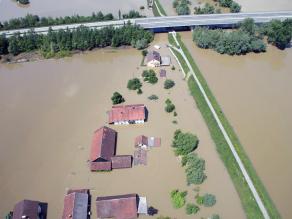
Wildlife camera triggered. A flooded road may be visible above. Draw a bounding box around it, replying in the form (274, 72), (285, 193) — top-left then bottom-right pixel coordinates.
(0, 0), (153, 21)
(0, 34), (245, 218)
(181, 31), (292, 219)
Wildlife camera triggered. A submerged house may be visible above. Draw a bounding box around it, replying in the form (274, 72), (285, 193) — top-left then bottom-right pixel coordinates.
(108, 104), (146, 125)
(62, 189), (89, 219)
(96, 194), (138, 219)
(146, 51), (161, 67)
(90, 126), (132, 171)
(12, 199), (47, 219)
(135, 135), (161, 149)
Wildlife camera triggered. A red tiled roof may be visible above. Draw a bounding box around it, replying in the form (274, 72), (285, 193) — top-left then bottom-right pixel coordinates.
(111, 155), (132, 169)
(90, 161), (112, 171)
(62, 192), (89, 219)
(108, 104), (146, 124)
(90, 126), (116, 162)
(96, 194), (138, 219)
(12, 200), (40, 219)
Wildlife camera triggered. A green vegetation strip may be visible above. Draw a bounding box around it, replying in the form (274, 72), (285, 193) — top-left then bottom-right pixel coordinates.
(169, 33), (281, 219)
(153, 0), (167, 16)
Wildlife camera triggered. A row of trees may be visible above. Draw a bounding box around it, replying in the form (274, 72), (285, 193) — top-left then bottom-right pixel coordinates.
(173, 0), (190, 15)
(194, 3), (221, 15)
(0, 24), (154, 56)
(192, 18), (292, 55)
(0, 10), (143, 31)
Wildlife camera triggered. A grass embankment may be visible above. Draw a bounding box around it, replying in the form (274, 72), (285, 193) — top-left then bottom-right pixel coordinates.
(170, 33), (281, 219)
(153, 0), (167, 16)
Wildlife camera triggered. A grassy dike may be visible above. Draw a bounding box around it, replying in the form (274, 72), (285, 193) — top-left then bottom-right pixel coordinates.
(153, 0), (167, 16)
(169, 33), (281, 219)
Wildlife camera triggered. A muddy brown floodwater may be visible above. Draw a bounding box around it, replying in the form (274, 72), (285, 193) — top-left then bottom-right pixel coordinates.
(0, 34), (245, 219)
(181, 31), (292, 219)
(0, 0), (153, 21)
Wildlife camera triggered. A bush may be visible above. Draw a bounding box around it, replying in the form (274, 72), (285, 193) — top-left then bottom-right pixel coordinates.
(137, 88), (143, 94)
(172, 130), (198, 155)
(171, 65), (175, 70)
(230, 1), (241, 13)
(148, 94), (159, 100)
(174, 0), (190, 15)
(185, 203), (200, 214)
(194, 3), (215, 14)
(142, 50), (148, 56)
(140, 6), (145, 10)
(142, 69), (158, 84)
(203, 194), (216, 207)
(263, 19), (292, 49)
(164, 79), (175, 89)
(211, 214), (220, 219)
(135, 39), (148, 50)
(157, 216), (171, 219)
(170, 190), (187, 208)
(165, 99), (175, 113)
(127, 78), (142, 90)
(111, 92), (125, 105)
(196, 195), (204, 205)
(182, 153), (206, 185)
(18, 0), (30, 4)
(174, 111), (177, 116)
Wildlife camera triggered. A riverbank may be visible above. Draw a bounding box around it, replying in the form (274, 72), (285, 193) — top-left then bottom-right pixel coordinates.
(181, 31), (292, 219)
(168, 32), (281, 219)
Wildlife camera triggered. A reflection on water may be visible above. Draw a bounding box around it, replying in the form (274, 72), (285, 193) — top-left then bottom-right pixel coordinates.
(0, 35), (245, 219)
(181, 31), (292, 219)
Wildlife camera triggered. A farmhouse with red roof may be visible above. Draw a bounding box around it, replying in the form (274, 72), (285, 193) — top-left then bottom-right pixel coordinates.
(90, 126), (132, 171)
(108, 104), (146, 125)
(62, 189), (89, 219)
(12, 199), (47, 219)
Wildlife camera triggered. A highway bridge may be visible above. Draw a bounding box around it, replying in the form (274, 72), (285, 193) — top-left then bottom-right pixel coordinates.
(1, 11), (292, 36)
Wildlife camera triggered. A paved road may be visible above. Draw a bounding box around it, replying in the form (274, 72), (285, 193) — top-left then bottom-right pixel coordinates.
(1, 11), (292, 36)
(168, 31), (270, 219)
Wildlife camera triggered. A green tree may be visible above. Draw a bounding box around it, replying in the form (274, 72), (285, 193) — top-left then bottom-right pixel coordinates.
(194, 3), (215, 14)
(183, 153), (206, 185)
(135, 39), (148, 49)
(0, 34), (8, 55)
(170, 190), (187, 208)
(172, 130), (198, 155)
(18, 0), (30, 5)
(148, 94), (159, 100)
(127, 78), (142, 90)
(111, 92), (125, 105)
(240, 18), (256, 35)
(211, 214), (220, 219)
(142, 69), (158, 84)
(185, 203), (200, 214)
(164, 79), (175, 89)
(203, 194), (216, 207)
(230, 1), (241, 13)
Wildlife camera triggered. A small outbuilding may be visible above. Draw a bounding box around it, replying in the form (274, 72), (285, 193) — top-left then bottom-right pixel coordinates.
(138, 197), (148, 215)
(159, 69), (166, 77)
(12, 200), (47, 219)
(96, 194), (138, 219)
(62, 189), (89, 219)
(133, 149), (147, 166)
(135, 135), (161, 149)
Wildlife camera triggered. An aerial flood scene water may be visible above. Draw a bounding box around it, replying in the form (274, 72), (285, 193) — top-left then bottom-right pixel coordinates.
(0, 0), (292, 219)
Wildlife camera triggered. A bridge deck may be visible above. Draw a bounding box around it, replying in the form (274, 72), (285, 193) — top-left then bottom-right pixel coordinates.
(0, 11), (292, 36)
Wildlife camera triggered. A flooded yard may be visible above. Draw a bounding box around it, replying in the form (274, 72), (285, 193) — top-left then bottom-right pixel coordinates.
(180, 31), (292, 219)
(0, 0), (153, 21)
(0, 34), (245, 218)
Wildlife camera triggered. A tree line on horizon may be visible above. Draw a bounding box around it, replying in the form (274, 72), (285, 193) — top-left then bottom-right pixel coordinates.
(0, 24), (154, 57)
(0, 10), (144, 31)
